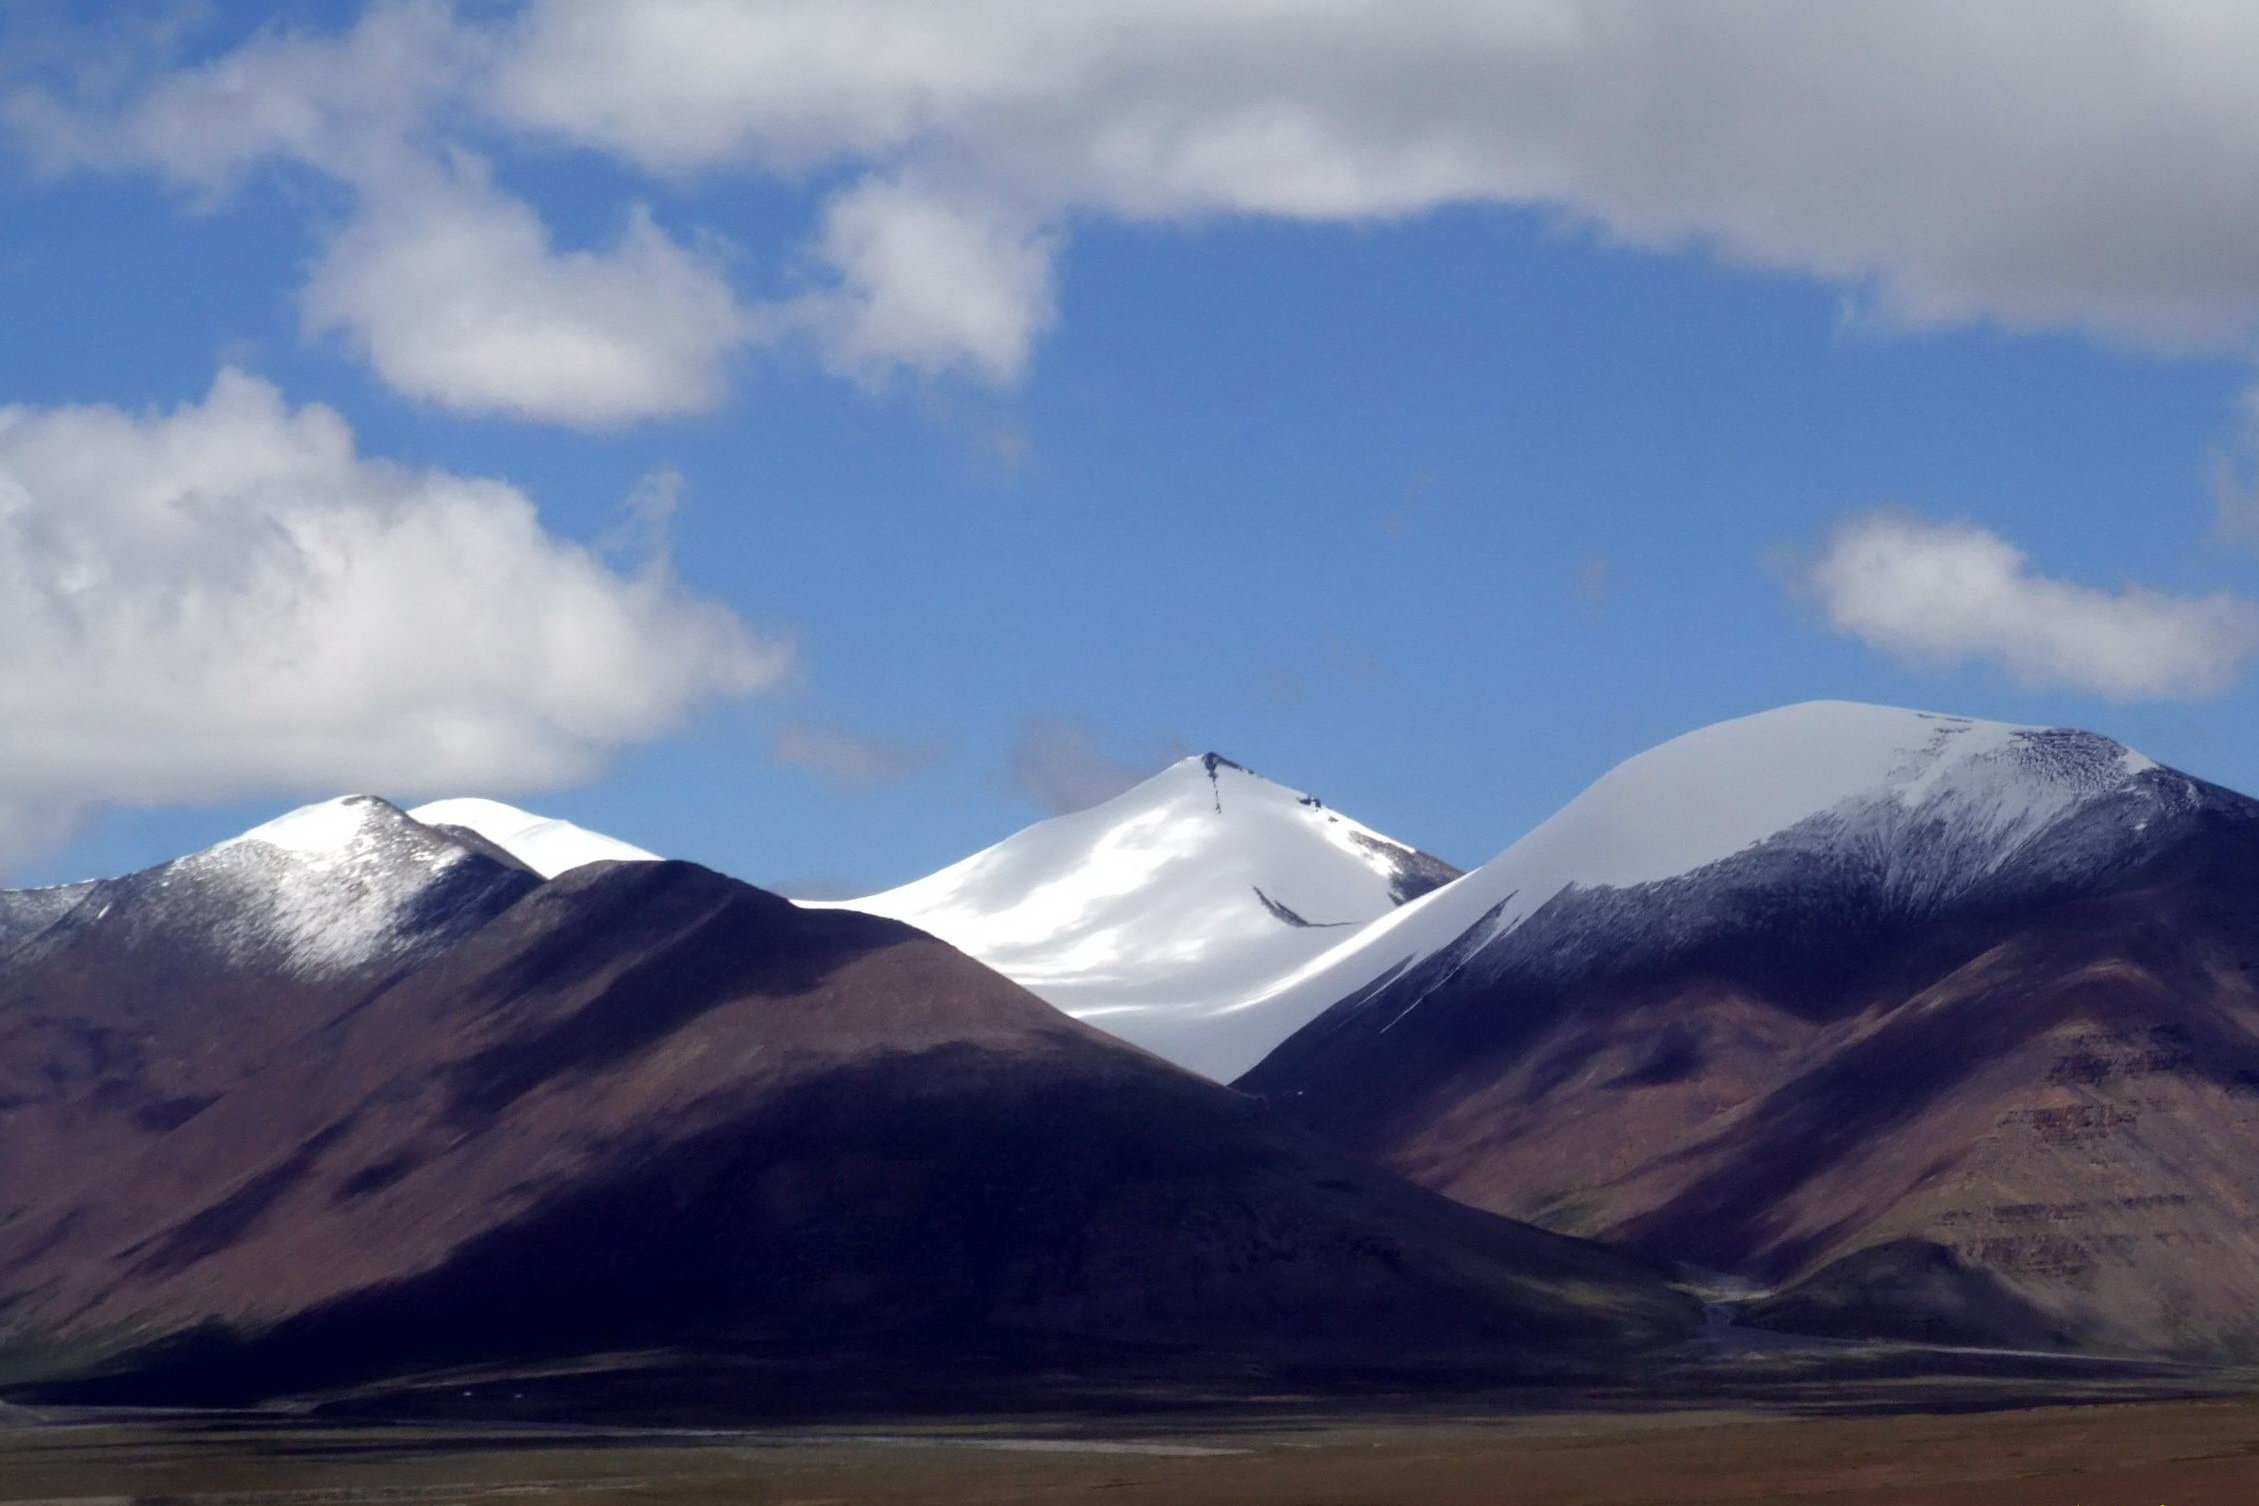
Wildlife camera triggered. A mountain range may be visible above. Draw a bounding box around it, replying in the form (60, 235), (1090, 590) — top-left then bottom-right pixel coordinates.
(8, 698), (2259, 1407)
(0, 794), (1686, 1406)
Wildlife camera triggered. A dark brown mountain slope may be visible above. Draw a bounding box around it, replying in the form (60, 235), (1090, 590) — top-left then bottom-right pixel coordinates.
(0, 811), (1693, 1405)
(1242, 714), (2259, 1359)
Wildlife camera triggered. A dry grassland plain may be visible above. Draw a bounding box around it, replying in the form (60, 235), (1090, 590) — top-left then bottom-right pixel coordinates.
(6, 1393), (2259, 1506)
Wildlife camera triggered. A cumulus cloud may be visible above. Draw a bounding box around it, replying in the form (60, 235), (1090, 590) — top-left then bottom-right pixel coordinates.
(800, 177), (1056, 386)
(772, 719), (943, 793)
(1009, 718), (1187, 816)
(490, 0), (2259, 355)
(5, 0), (472, 193)
(0, 369), (786, 846)
(10, 4), (754, 426)
(1798, 511), (2259, 701)
(302, 163), (755, 425)
(30, 2), (2259, 407)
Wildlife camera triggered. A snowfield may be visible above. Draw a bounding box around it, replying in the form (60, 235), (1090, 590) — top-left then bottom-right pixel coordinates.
(409, 796), (658, 878)
(817, 754), (1457, 1080)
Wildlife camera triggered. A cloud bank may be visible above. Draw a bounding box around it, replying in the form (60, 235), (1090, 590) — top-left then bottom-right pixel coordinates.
(491, 0), (2259, 356)
(0, 369), (785, 849)
(302, 166), (756, 426)
(10, 1), (755, 427)
(1799, 511), (2259, 702)
(19, 3), (2259, 730)
(22, 2), (2259, 418)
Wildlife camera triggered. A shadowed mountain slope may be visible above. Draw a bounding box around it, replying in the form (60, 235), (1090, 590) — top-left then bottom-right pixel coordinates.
(1241, 702), (2259, 1358)
(0, 801), (1690, 1405)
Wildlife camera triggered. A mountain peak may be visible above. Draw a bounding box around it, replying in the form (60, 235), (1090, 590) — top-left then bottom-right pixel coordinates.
(2, 794), (640, 982)
(215, 793), (407, 860)
(1236, 700), (2200, 1084)
(115, 795), (535, 978)
(823, 754), (1459, 1079)
(1129, 749), (1254, 788)
(1135, 750), (1263, 815)
(1559, 700), (2159, 891)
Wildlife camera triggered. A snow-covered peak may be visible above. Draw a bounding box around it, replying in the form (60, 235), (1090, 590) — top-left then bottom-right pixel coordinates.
(0, 794), (643, 981)
(407, 797), (657, 879)
(217, 794), (403, 859)
(819, 752), (1457, 1079)
(1232, 701), (2182, 1065)
(1471, 700), (2153, 893)
(171, 795), (527, 976)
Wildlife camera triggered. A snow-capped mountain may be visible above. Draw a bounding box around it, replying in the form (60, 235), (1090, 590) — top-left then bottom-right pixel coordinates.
(14, 704), (2259, 1362)
(409, 797), (657, 878)
(2, 768), (1453, 1083)
(194, 795), (542, 973)
(1240, 701), (2259, 1358)
(1237, 700), (2203, 1056)
(824, 753), (1458, 1080)
(0, 810), (1692, 1404)
(0, 795), (538, 979)
(0, 792), (653, 982)
(0, 795), (657, 979)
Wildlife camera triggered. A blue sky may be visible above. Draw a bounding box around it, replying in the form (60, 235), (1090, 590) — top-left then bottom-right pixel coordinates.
(6, 2), (2259, 891)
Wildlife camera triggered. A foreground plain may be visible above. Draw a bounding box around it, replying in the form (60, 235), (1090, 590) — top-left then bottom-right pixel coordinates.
(8, 1385), (2259, 1506)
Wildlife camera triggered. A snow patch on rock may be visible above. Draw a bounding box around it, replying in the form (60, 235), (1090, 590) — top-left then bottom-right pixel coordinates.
(183, 795), (493, 975)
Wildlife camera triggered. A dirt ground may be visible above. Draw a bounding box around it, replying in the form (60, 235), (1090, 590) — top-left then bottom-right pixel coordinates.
(5, 1392), (2259, 1506)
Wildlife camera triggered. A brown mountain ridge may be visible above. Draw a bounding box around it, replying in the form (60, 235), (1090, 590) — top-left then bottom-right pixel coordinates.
(1241, 707), (2259, 1359)
(0, 799), (1695, 1406)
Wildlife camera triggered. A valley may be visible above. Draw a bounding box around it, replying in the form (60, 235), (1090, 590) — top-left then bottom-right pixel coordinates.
(8, 700), (2259, 1499)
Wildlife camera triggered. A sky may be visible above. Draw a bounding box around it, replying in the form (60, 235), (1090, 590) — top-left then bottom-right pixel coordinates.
(5, 1), (2259, 893)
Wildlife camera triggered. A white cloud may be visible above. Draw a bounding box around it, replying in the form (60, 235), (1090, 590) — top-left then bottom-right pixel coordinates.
(800, 177), (1055, 386)
(27, 3), (2259, 398)
(490, 0), (2259, 358)
(6, 0), (473, 194)
(0, 369), (786, 845)
(1799, 511), (2259, 701)
(773, 719), (943, 793)
(302, 163), (756, 425)
(489, 0), (1050, 175)
(10, 5), (753, 427)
